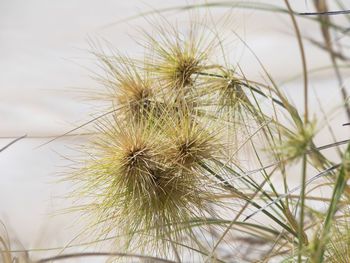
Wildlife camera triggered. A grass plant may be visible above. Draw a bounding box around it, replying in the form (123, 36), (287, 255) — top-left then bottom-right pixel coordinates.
(2, 1), (350, 262)
(60, 2), (350, 261)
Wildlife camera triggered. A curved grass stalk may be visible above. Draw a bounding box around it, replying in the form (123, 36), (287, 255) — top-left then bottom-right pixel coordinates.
(99, 2), (348, 34)
(310, 143), (350, 262)
(297, 154), (308, 262)
(0, 134), (27, 153)
(206, 138), (349, 186)
(206, 177), (269, 261)
(244, 164), (341, 221)
(300, 10), (350, 16)
(37, 252), (176, 263)
(35, 107), (125, 148)
(199, 161), (297, 238)
(197, 72), (285, 108)
(284, 0), (308, 123)
(311, 1), (350, 122)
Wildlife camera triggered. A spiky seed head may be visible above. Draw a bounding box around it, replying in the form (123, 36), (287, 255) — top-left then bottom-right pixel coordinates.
(162, 106), (223, 171)
(144, 21), (218, 93)
(213, 70), (246, 108)
(69, 113), (218, 254)
(209, 67), (252, 108)
(277, 120), (317, 161)
(219, 79), (243, 106)
(95, 54), (157, 119)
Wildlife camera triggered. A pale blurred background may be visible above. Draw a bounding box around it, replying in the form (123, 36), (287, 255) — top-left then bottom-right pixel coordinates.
(1, 0), (349, 261)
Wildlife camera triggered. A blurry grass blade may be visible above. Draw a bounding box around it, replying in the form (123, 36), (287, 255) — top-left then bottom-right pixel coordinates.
(300, 10), (350, 15)
(37, 252), (176, 263)
(310, 139), (349, 152)
(155, 216), (181, 263)
(311, 143), (350, 262)
(244, 164), (341, 221)
(209, 139), (349, 186)
(0, 134), (26, 153)
(336, 0), (350, 22)
(285, 0), (308, 123)
(36, 106), (126, 148)
(304, 36), (350, 61)
(201, 160), (297, 237)
(312, 0), (350, 121)
(100, 1), (347, 34)
(207, 178), (268, 261)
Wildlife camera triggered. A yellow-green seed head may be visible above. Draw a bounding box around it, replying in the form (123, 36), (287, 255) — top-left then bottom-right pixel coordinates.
(277, 120), (317, 162)
(162, 106), (223, 171)
(94, 54), (157, 119)
(144, 21), (217, 93)
(68, 113), (219, 254)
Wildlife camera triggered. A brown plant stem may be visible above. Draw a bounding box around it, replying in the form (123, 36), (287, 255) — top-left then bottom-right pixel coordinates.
(285, 0), (308, 124)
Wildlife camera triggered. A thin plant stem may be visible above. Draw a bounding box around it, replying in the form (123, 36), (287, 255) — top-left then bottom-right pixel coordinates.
(206, 175), (269, 261)
(155, 216), (182, 263)
(298, 155), (308, 263)
(312, 0), (350, 122)
(37, 252), (176, 263)
(243, 164), (341, 221)
(285, 0), (308, 123)
(0, 134), (27, 153)
(300, 10), (350, 16)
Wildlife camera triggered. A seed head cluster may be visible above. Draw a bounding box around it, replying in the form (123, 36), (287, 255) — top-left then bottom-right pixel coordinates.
(61, 8), (350, 263)
(67, 19), (241, 255)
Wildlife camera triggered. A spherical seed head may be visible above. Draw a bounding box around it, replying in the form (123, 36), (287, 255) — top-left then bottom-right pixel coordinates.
(204, 68), (249, 116)
(144, 21), (217, 92)
(163, 107), (223, 170)
(92, 117), (166, 197)
(172, 54), (200, 88)
(277, 120), (317, 161)
(219, 79), (241, 106)
(69, 114), (217, 253)
(216, 73), (246, 108)
(94, 54), (156, 118)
